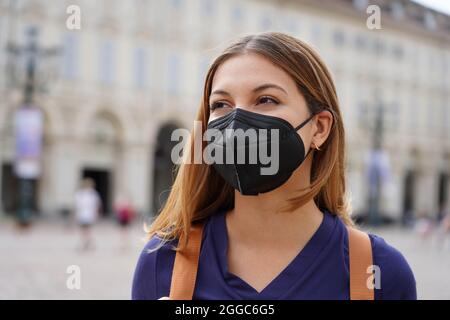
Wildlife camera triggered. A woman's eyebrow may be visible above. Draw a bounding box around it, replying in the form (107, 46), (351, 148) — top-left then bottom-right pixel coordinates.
(210, 83), (288, 97)
(252, 83), (288, 95)
(210, 89), (231, 97)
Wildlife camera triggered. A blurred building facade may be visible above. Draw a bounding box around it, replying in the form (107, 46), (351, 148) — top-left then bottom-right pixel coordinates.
(0, 0), (449, 221)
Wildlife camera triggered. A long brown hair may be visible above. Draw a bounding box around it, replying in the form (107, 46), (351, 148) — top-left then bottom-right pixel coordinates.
(146, 32), (353, 251)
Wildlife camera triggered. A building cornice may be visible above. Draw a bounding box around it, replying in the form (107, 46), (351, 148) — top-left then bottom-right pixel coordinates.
(265, 0), (450, 44)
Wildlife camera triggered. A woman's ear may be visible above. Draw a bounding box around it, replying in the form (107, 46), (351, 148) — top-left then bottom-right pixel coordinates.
(311, 110), (333, 149)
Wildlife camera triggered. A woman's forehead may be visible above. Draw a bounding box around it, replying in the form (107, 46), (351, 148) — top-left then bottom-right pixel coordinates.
(211, 53), (297, 94)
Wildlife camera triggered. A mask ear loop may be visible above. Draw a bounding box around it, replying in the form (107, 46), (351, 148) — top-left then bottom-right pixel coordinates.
(291, 112), (317, 160)
(293, 112), (317, 132)
(294, 106), (335, 157)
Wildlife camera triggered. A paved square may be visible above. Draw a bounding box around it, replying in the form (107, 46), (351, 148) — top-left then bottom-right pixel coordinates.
(0, 218), (449, 299)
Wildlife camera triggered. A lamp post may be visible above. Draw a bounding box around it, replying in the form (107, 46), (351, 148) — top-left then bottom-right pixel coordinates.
(7, 26), (59, 227)
(15, 27), (40, 227)
(365, 90), (392, 226)
(367, 101), (384, 226)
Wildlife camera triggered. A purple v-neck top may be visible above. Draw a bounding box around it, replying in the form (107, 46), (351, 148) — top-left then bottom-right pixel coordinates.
(132, 209), (416, 300)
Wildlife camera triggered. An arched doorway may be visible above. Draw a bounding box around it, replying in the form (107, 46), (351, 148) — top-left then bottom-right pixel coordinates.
(81, 111), (123, 217)
(438, 172), (449, 221)
(152, 122), (182, 216)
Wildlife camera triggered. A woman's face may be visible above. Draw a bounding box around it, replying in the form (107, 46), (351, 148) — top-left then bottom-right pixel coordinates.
(208, 52), (315, 149)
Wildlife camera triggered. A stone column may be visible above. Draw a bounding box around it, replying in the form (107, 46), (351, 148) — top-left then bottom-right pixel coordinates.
(120, 142), (152, 215)
(47, 138), (81, 216)
(416, 169), (438, 219)
(381, 151), (403, 221)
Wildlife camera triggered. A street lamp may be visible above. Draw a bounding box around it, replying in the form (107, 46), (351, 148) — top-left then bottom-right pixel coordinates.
(362, 90), (392, 226)
(7, 26), (59, 227)
(367, 103), (383, 226)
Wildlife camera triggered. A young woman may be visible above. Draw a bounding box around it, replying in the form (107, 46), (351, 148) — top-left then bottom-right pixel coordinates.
(132, 32), (416, 300)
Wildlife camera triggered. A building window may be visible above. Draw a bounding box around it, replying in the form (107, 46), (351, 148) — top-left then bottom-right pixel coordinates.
(392, 44), (404, 59)
(311, 23), (322, 44)
(198, 56), (210, 92)
(372, 38), (385, 55)
(284, 18), (299, 34)
(429, 52), (435, 71)
(61, 33), (79, 79)
(354, 34), (367, 50)
(170, 0), (183, 10)
(133, 47), (148, 89)
(441, 103), (448, 136)
(260, 15), (272, 30)
(353, 0), (368, 11)
(427, 101), (435, 132)
(231, 5), (243, 22)
(390, 103), (400, 132)
(390, 1), (405, 20)
(0, 16), (3, 56)
(99, 40), (116, 85)
(333, 30), (345, 47)
(168, 53), (181, 95)
(424, 11), (437, 30)
(201, 0), (215, 16)
(357, 101), (369, 128)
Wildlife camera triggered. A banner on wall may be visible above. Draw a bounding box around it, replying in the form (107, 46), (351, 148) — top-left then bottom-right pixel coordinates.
(14, 106), (44, 179)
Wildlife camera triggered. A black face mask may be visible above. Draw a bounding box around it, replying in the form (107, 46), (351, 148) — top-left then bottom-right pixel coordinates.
(206, 108), (316, 195)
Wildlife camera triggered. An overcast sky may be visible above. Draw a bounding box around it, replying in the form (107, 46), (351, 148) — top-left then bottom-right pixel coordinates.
(411, 0), (450, 16)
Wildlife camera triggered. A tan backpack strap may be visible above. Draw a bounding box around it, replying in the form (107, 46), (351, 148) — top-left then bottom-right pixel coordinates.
(347, 226), (374, 300)
(169, 222), (204, 300)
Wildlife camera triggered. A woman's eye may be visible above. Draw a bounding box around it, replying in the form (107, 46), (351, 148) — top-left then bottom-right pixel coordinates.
(258, 96), (279, 105)
(209, 101), (229, 110)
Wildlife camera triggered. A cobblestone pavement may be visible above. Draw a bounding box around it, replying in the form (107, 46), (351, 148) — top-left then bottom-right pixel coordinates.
(0, 218), (449, 299)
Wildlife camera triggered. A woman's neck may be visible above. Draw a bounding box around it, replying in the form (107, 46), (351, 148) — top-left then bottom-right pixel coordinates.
(226, 190), (324, 248)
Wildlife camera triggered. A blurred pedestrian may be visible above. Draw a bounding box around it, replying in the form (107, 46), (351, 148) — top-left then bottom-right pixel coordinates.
(114, 192), (135, 251)
(414, 210), (434, 243)
(74, 178), (101, 251)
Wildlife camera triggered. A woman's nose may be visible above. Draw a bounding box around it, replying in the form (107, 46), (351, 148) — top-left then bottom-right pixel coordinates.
(235, 105), (251, 112)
